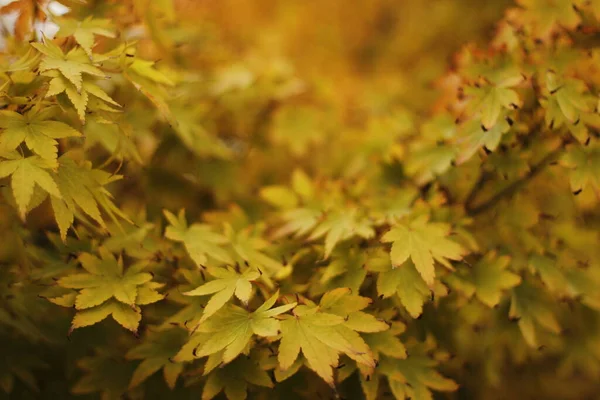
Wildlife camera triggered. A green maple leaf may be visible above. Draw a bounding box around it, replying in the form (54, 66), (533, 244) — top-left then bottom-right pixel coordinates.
(470, 253), (521, 307)
(226, 225), (285, 277)
(379, 349), (458, 400)
(465, 84), (521, 129)
(455, 118), (511, 165)
(0, 154), (61, 219)
(269, 106), (326, 156)
(201, 355), (273, 400)
(262, 169), (323, 238)
(278, 290), (378, 386)
(59, 249), (154, 309)
(541, 73), (591, 130)
(56, 17), (116, 56)
(31, 38), (104, 91)
(374, 259), (431, 318)
(308, 208), (375, 259)
(517, 0), (580, 37)
(51, 155), (132, 240)
(126, 328), (187, 389)
(70, 299), (142, 332)
(183, 266), (260, 323)
(318, 287), (389, 333)
(0, 107), (81, 161)
(564, 267), (600, 311)
(405, 143), (456, 184)
(363, 321), (407, 360)
(128, 59), (175, 86)
(275, 207), (322, 238)
(45, 71), (120, 122)
(561, 142), (600, 193)
(446, 252), (521, 307)
(184, 291), (295, 364)
(0, 47), (41, 73)
(320, 247), (369, 293)
(170, 106), (232, 159)
(163, 209), (232, 267)
(529, 254), (570, 296)
(259, 185), (299, 210)
(57, 248), (162, 332)
(509, 282), (561, 347)
(381, 215), (465, 286)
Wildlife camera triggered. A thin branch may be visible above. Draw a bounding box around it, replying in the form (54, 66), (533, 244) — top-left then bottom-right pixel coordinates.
(466, 145), (564, 216)
(464, 170), (491, 212)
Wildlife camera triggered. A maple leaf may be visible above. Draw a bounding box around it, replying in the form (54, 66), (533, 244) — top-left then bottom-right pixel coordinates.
(183, 266), (260, 323)
(541, 73), (591, 133)
(278, 290), (378, 387)
(170, 106), (232, 159)
(0, 47), (41, 72)
(269, 106), (326, 156)
(374, 259), (432, 318)
(126, 328), (187, 389)
(201, 355), (273, 400)
(320, 247), (369, 293)
(31, 39), (104, 91)
(515, 0), (580, 38)
(57, 248), (162, 332)
(128, 59), (175, 86)
(50, 155), (132, 240)
(455, 118), (511, 165)
(381, 215), (465, 286)
(405, 143), (456, 185)
(529, 254), (571, 297)
(184, 291), (295, 364)
(123, 57), (178, 127)
(378, 350), (459, 400)
(70, 299), (142, 332)
(0, 154), (61, 219)
(561, 142), (600, 194)
(226, 225), (285, 277)
(363, 321), (407, 360)
(338, 322), (410, 400)
(469, 253), (521, 307)
(44, 71), (120, 122)
(275, 207), (322, 238)
(0, 107), (81, 161)
(163, 209), (232, 267)
(319, 288), (389, 333)
(446, 252), (521, 307)
(259, 185), (299, 210)
(59, 250), (155, 309)
(308, 208), (375, 259)
(465, 83), (521, 129)
(56, 17), (116, 56)
(563, 266), (600, 312)
(261, 169), (324, 239)
(510, 282), (561, 347)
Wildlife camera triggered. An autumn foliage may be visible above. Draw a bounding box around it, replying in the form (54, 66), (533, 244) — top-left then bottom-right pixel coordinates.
(1, 0), (600, 399)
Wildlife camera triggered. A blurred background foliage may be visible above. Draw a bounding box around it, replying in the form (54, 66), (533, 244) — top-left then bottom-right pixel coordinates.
(90, 0), (511, 220)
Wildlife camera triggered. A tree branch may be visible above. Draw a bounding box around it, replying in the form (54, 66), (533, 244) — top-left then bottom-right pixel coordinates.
(465, 145), (564, 216)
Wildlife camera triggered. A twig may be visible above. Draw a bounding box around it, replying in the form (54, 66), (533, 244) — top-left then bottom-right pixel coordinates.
(466, 145), (564, 216)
